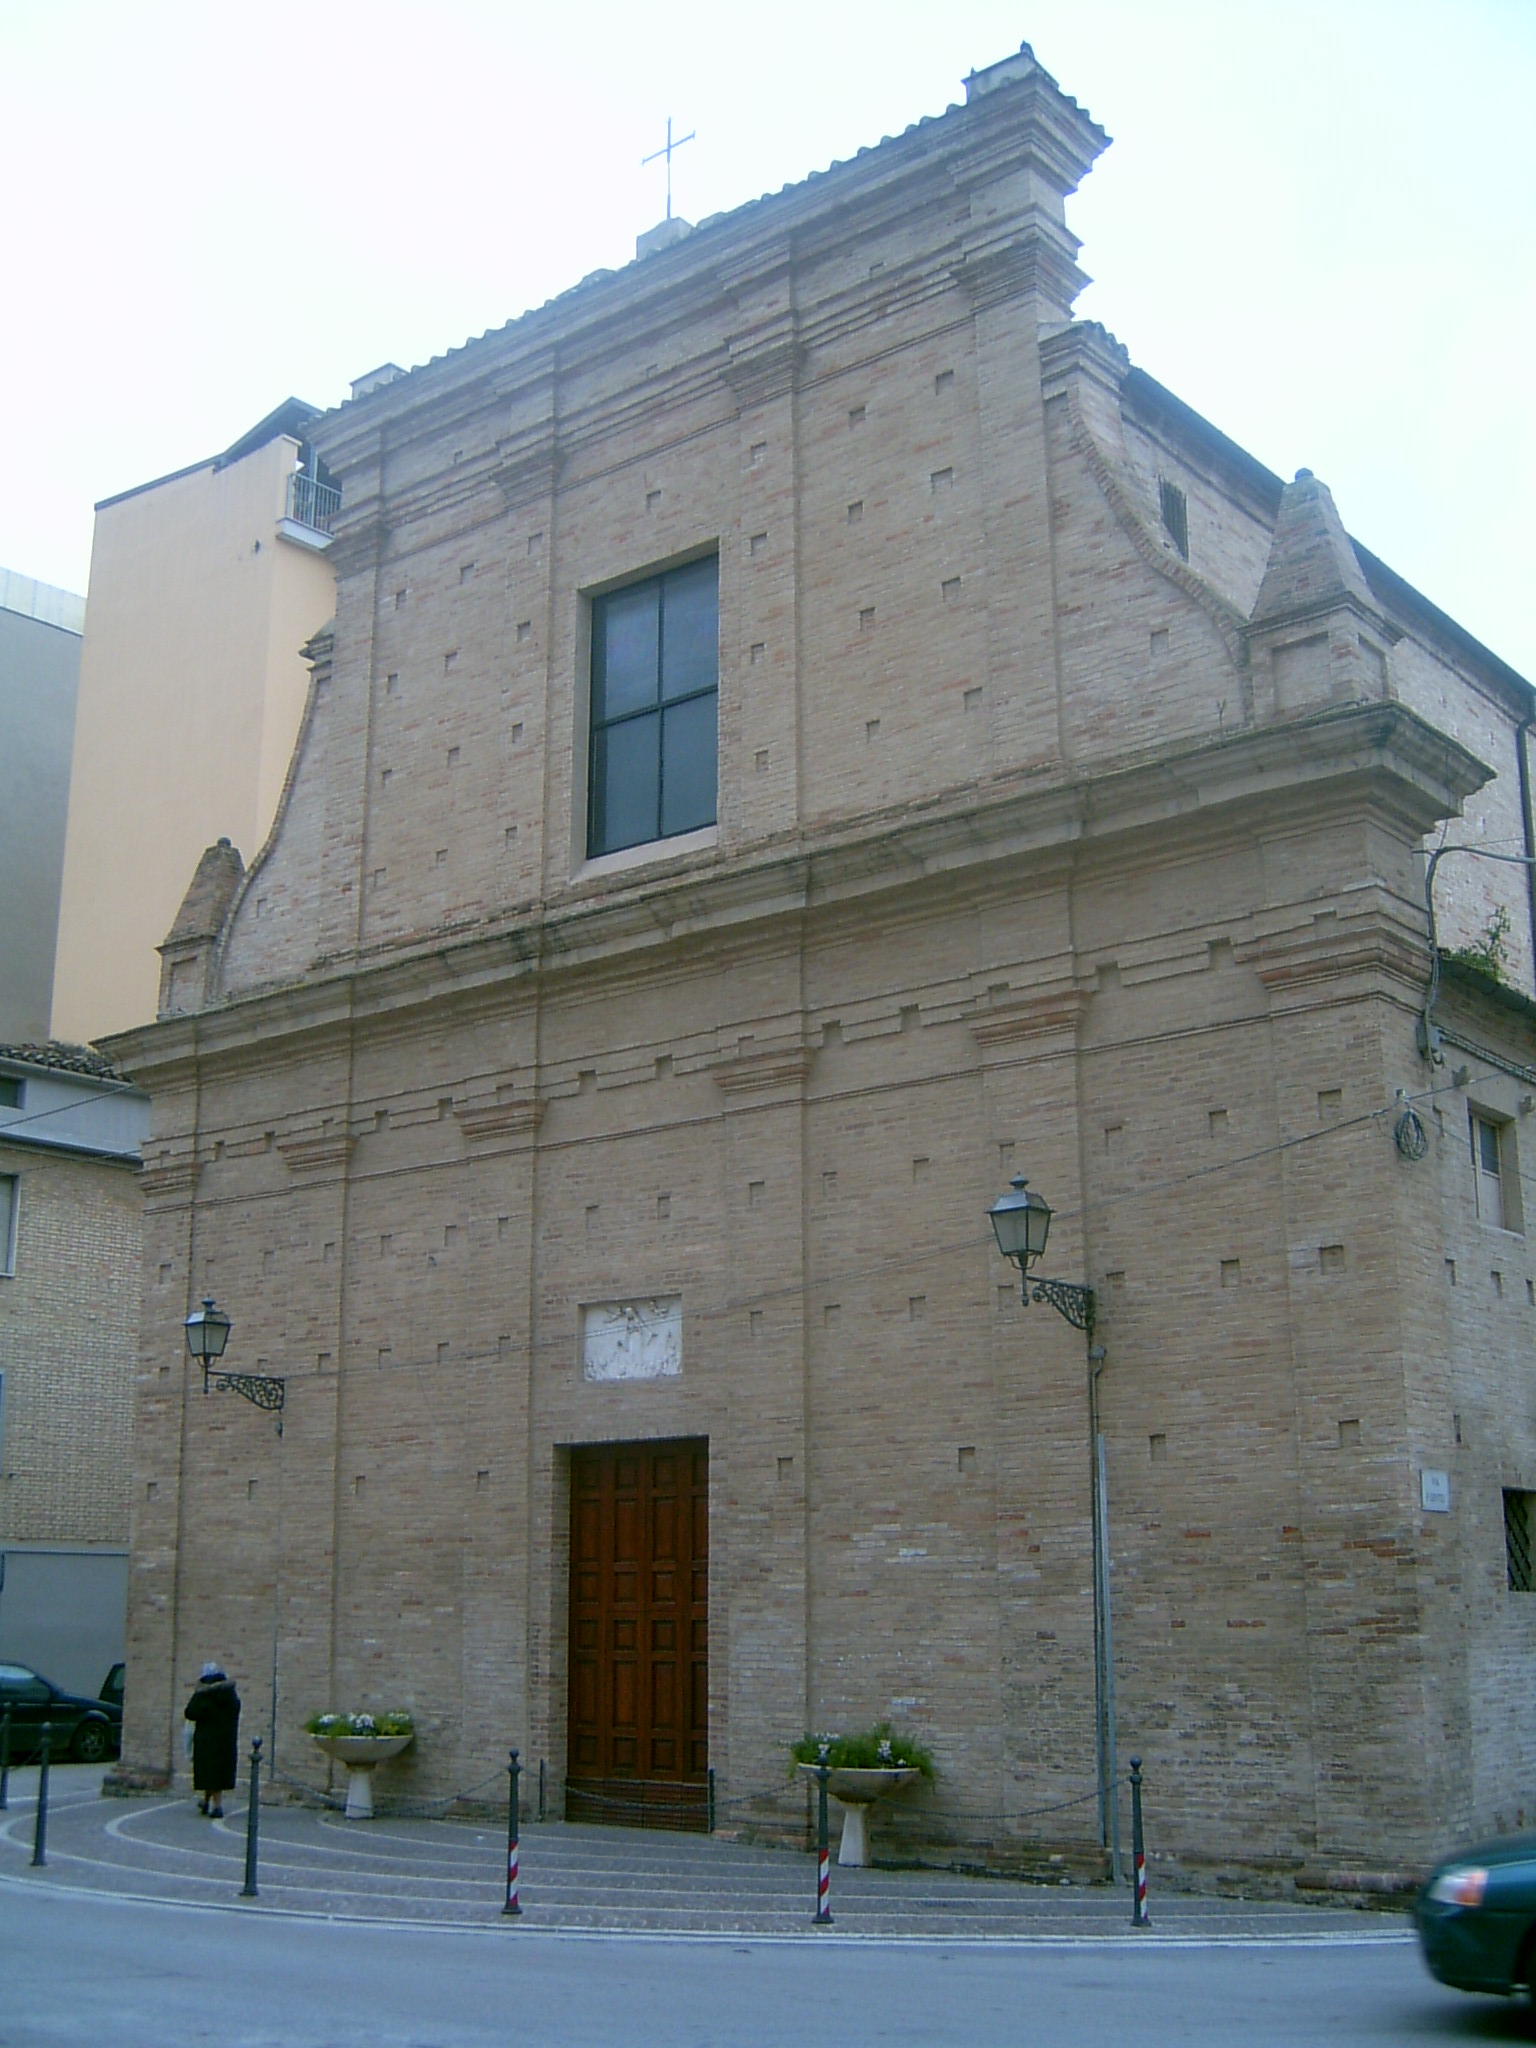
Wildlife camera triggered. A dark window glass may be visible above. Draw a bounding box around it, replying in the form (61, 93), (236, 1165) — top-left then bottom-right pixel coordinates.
(589, 559), (718, 857)
(0, 1079), (22, 1109)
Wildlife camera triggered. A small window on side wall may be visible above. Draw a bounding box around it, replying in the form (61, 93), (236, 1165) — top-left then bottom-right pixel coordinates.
(588, 557), (718, 859)
(0, 1173), (16, 1276)
(1471, 1110), (1521, 1232)
(1505, 1487), (1535, 1591)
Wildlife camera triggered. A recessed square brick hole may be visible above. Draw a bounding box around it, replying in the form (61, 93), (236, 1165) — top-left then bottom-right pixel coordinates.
(935, 369), (955, 394)
(380, 767), (392, 788)
(908, 1295), (926, 1320)
(849, 405), (866, 429)
(868, 259), (885, 276)
(394, 588), (407, 609)
(778, 1455), (794, 1480)
(1447, 1258), (1457, 1284)
(1220, 1259), (1241, 1289)
(942, 577), (962, 604)
(931, 468), (953, 493)
(386, 673), (399, 696)
(1339, 1418), (1361, 1448)
(1493, 1270), (1505, 1296)
(750, 531), (767, 556)
(963, 687), (983, 712)
(748, 1179), (765, 1210)
(447, 745), (460, 767)
(866, 718), (881, 741)
(1150, 1433), (1168, 1462)
(444, 650), (458, 673)
(824, 1303), (841, 1328)
(998, 1282), (1015, 1310)
(527, 532), (543, 555)
(657, 1193), (671, 1220)
(1209, 1108), (1228, 1134)
(847, 501), (863, 523)
(1150, 628), (1169, 660)
(379, 1233), (392, 1256)
(913, 1156), (930, 1182)
(247, 1478), (258, 1500)
(958, 1445), (976, 1474)
(460, 562), (475, 583)
(823, 1170), (837, 1195)
(476, 1470), (490, 1492)
(1320, 1243), (1346, 1275)
(750, 442), (766, 467)
(859, 606), (875, 631)
(750, 1309), (764, 1339)
(750, 643), (765, 665)
(585, 1204), (600, 1232)
(146, 1481), (158, 1501)
(1318, 1088), (1342, 1120)
(435, 849), (447, 867)
(511, 721), (524, 741)
(517, 620), (531, 643)
(755, 749), (769, 773)
(647, 489), (662, 511)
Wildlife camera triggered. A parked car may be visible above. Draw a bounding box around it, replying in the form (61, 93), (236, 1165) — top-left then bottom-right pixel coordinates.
(1417, 1834), (1536, 2002)
(0, 1662), (122, 1763)
(99, 1663), (125, 1712)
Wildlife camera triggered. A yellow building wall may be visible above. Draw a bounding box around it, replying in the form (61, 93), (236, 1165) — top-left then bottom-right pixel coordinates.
(50, 435), (334, 1044)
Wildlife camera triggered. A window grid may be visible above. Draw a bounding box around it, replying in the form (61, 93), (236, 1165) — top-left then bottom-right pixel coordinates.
(588, 558), (718, 859)
(1471, 1111), (1511, 1230)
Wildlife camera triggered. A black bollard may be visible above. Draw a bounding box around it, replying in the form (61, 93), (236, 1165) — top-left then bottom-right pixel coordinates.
(707, 1766), (716, 1835)
(814, 1746), (833, 1925)
(31, 1724), (50, 1867)
(240, 1736), (263, 1899)
(502, 1748), (522, 1917)
(1129, 1755), (1149, 1927)
(0, 1705), (11, 1811)
(538, 1756), (546, 1825)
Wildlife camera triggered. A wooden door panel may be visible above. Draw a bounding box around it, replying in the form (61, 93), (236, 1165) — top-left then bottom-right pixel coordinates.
(567, 1436), (708, 1828)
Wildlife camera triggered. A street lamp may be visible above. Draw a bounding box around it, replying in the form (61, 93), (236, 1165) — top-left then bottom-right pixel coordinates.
(184, 1298), (285, 1428)
(988, 1173), (1117, 1878)
(988, 1177), (1094, 1333)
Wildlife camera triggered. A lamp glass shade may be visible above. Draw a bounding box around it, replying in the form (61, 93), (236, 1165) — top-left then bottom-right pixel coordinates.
(184, 1298), (232, 1364)
(988, 1176), (1052, 1267)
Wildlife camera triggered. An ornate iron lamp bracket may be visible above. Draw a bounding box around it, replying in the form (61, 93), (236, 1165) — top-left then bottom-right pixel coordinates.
(203, 1366), (286, 1430)
(1026, 1275), (1096, 1335)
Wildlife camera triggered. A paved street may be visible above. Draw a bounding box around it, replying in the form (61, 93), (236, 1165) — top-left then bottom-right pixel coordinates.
(0, 1769), (1515, 2044)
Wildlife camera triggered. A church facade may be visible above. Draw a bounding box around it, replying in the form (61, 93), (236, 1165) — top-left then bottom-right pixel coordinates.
(109, 47), (1536, 1882)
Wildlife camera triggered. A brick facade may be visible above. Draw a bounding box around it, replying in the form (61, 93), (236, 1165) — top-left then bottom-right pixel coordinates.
(107, 47), (1536, 1880)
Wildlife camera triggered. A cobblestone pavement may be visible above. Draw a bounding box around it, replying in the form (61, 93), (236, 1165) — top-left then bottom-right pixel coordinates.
(0, 1767), (1416, 1945)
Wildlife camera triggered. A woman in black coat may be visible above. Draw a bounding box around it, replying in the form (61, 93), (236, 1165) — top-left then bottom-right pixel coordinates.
(184, 1663), (241, 1817)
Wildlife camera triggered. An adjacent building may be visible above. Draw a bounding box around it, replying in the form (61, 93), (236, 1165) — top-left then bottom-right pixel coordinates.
(0, 1042), (147, 1694)
(50, 402), (338, 1044)
(105, 46), (1536, 1881)
(0, 570), (83, 1044)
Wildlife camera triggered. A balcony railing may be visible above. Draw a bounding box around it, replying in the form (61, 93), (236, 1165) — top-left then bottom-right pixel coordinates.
(285, 470), (341, 535)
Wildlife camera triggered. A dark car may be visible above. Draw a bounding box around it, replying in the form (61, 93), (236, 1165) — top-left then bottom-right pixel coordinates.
(1418, 1834), (1536, 2002)
(0, 1661), (122, 1763)
(99, 1663), (125, 1712)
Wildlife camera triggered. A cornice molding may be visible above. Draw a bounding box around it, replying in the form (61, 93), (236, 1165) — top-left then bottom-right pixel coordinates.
(454, 1097), (545, 1141)
(970, 986), (1090, 1049)
(712, 1046), (814, 1095)
(277, 1130), (356, 1174)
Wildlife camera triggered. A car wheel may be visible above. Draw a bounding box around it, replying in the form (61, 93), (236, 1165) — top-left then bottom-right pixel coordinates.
(72, 1719), (110, 1764)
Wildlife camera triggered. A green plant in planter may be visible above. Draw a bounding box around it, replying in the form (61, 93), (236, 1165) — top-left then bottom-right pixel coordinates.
(790, 1721), (935, 1779)
(305, 1710), (415, 1739)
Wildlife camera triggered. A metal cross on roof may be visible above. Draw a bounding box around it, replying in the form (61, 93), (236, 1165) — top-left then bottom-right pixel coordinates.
(642, 116), (695, 222)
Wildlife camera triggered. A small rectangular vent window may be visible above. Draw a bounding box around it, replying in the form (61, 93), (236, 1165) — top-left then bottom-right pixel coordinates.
(0, 1079), (21, 1109)
(0, 1174), (16, 1276)
(1159, 479), (1189, 560)
(1505, 1487), (1535, 1591)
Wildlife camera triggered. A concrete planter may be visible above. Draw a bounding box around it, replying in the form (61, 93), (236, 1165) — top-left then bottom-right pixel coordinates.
(313, 1732), (413, 1818)
(799, 1763), (923, 1866)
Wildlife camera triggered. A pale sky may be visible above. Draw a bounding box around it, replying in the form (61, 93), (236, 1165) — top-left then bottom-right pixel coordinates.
(3, 0), (1531, 678)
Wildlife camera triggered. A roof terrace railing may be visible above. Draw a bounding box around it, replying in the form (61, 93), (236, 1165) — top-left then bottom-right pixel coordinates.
(285, 470), (341, 535)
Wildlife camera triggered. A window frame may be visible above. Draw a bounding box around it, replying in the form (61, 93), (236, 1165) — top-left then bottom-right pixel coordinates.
(1504, 1486), (1535, 1593)
(1470, 1108), (1522, 1234)
(0, 1172), (16, 1277)
(584, 554), (720, 862)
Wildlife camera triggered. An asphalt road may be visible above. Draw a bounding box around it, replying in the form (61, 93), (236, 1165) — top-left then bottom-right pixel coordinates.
(1, 1885), (1524, 2048)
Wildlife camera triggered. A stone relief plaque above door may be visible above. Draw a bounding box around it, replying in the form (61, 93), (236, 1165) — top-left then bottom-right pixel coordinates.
(581, 1297), (682, 1382)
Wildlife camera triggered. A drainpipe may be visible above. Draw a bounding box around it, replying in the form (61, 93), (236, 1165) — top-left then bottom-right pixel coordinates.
(1517, 716), (1536, 997)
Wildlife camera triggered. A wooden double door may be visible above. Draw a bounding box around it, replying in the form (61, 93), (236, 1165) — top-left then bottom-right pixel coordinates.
(567, 1438), (709, 1829)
